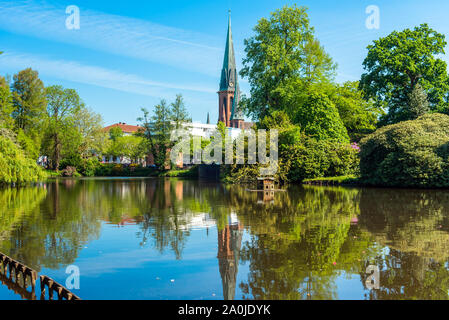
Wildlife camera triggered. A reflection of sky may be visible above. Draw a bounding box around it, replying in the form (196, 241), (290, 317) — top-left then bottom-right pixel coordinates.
(31, 224), (248, 300)
(0, 219), (370, 300)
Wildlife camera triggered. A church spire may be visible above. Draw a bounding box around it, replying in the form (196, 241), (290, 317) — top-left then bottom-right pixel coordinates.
(219, 11), (237, 92)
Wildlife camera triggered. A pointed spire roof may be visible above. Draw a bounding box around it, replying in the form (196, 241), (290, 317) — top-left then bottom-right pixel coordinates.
(220, 11), (237, 92)
(207, 112), (210, 124)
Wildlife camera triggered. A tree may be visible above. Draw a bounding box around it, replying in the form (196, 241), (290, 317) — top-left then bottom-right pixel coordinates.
(360, 24), (449, 125)
(108, 135), (146, 164)
(138, 99), (173, 169)
(329, 81), (382, 141)
(0, 128), (45, 184)
(72, 105), (107, 158)
(44, 85), (83, 170)
(109, 127), (123, 141)
(407, 83), (430, 120)
(240, 5), (336, 120)
(0, 76), (13, 128)
(294, 92), (349, 143)
(11, 68), (47, 133)
(170, 94), (191, 130)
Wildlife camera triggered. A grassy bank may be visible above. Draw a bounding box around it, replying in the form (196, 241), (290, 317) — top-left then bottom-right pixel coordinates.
(46, 165), (199, 179)
(303, 175), (359, 186)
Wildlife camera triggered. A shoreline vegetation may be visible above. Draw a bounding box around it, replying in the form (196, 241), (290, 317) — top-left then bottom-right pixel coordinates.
(2, 6), (449, 189)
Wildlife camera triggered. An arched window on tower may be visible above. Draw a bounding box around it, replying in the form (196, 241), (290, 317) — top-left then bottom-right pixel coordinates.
(223, 98), (227, 120)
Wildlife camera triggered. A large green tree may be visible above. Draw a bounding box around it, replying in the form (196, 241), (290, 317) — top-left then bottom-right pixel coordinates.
(138, 99), (173, 169)
(329, 81), (382, 141)
(240, 5), (336, 120)
(0, 76), (13, 128)
(170, 94), (191, 130)
(44, 85), (83, 170)
(293, 92), (349, 143)
(73, 105), (107, 159)
(11, 68), (47, 133)
(360, 23), (449, 125)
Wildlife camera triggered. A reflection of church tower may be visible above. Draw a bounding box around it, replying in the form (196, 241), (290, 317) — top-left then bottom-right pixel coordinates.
(217, 222), (243, 300)
(218, 12), (244, 128)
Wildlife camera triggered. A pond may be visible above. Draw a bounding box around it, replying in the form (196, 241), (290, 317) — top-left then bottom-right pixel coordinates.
(0, 178), (449, 300)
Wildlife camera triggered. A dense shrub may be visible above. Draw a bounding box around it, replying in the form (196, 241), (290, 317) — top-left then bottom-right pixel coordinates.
(285, 138), (359, 183)
(0, 132), (46, 184)
(294, 93), (350, 143)
(60, 155), (101, 177)
(225, 111), (359, 184)
(360, 113), (449, 187)
(94, 163), (158, 177)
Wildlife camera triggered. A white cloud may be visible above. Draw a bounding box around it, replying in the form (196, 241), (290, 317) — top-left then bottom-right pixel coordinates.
(0, 51), (217, 96)
(0, 0), (223, 76)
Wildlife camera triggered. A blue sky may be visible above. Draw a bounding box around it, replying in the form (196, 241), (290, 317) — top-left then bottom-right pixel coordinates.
(1, 0), (449, 126)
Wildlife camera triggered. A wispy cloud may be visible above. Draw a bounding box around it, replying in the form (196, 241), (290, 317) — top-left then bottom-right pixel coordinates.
(0, 0), (223, 76)
(0, 51), (217, 96)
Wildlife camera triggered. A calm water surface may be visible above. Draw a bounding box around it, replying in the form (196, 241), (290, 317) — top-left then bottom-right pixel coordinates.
(1, 178), (449, 300)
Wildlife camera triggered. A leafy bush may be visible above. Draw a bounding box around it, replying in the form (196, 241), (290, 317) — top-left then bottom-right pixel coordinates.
(0, 132), (46, 185)
(360, 113), (449, 187)
(293, 92), (350, 143)
(225, 111), (359, 184)
(285, 138), (359, 183)
(81, 157), (101, 177)
(61, 166), (81, 177)
(94, 163), (157, 177)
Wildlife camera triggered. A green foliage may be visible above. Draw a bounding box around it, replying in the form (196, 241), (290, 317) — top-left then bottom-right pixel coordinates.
(73, 105), (107, 158)
(329, 81), (382, 141)
(109, 126), (123, 141)
(16, 128), (40, 160)
(407, 83), (430, 120)
(170, 94), (191, 129)
(283, 138), (359, 183)
(139, 96), (189, 169)
(360, 113), (449, 187)
(240, 5), (336, 120)
(43, 85), (83, 170)
(107, 135), (147, 163)
(225, 111), (358, 184)
(11, 68), (47, 133)
(0, 129), (46, 185)
(0, 76), (13, 128)
(293, 92), (350, 143)
(94, 163), (157, 177)
(360, 24), (449, 125)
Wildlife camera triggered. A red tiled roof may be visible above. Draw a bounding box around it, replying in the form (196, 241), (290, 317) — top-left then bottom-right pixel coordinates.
(103, 123), (143, 134)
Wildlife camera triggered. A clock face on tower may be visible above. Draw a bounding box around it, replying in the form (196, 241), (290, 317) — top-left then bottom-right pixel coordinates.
(229, 82), (234, 87)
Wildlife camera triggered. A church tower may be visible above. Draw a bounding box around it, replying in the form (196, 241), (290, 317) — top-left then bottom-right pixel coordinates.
(218, 12), (244, 128)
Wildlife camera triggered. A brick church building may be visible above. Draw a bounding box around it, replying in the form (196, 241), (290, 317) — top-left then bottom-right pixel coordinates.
(218, 13), (253, 130)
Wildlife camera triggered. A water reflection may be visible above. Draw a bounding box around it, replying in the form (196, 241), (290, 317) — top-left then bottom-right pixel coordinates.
(0, 179), (449, 300)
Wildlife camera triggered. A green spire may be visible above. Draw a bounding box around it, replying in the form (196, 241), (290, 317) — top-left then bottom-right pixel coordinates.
(207, 112), (210, 124)
(220, 11), (237, 92)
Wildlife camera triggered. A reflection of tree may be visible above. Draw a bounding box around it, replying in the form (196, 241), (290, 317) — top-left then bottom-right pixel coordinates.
(4, 179), (449, 300)
(1, 180), (103, 271)
(359, 188), (449, 300)
(232, 186), (370, 300)
(0, 187), (47, 244)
